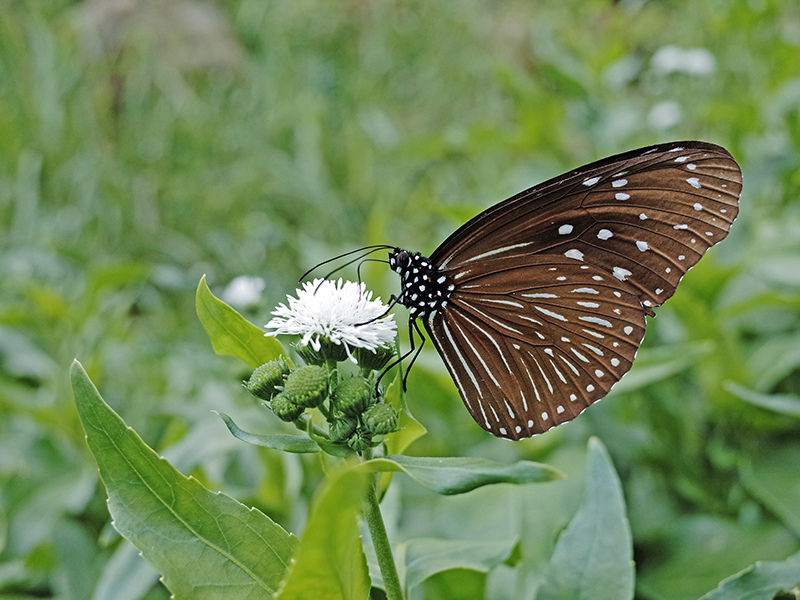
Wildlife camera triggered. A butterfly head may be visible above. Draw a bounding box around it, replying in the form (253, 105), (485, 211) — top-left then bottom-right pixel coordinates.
(389, 248), (454, 320)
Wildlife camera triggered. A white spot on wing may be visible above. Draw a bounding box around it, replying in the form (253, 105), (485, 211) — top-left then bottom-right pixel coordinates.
(693, 202), (703, 211)
(615, 192), (630, 200)
(636, 240), (649, 252)
(520, 293), (559, 299)
(482, 298), (525, 308)
(580, 316), (613, 328)
(597, 229), (614, 240)
(583, 176), (601, 186)
(613, 266), (632, 281)
(535, 306), (568, 322)
(582, 343), (604, 356)
(462, 242), (535, 263)
(559, 224), (574, 235)
(571, 348), (590, 363)
(612, 179), (628, 188)
(582, 328), (604, 339)
(687, 177), (702, 189)
(565, 249), (584, 261)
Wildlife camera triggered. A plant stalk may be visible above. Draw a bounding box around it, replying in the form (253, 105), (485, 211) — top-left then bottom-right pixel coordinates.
(363, 473), (404, 600)
(361, 448), (403, 599)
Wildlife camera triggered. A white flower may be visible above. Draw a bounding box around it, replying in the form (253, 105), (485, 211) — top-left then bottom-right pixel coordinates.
(265, 278), (397, 361)
(221, 275), (265, 308)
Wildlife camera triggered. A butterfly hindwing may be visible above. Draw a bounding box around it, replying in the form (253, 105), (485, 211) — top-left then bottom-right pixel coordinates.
(424, 255), (646, 439)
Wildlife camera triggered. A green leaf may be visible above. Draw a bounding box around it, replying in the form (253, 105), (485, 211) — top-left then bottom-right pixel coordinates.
(384, 375), (426, 456)
(538, 437), (634, 600)
(725, 382), (800, 417)
(365, 455), (562, 495)
(70, 360), (298, 600)
(637, 516), (798, 600)
(366, 537), (516, 593)
(739, 442), (800, 537)
(698, 551), (800, 600)
(92, 542), (159, 600)
(214, 411), (321, 453)
(196, 275), (287, 368)
(612, 342), (712, 394)
(276, 467), (371, 600)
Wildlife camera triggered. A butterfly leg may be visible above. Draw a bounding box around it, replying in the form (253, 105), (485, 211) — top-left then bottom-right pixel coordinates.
(375, 317), (427, 392)
(401, 318), (427, 391)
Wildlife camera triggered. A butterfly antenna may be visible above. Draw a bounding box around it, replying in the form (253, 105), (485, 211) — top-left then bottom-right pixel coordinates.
(356, 257), (388, 287)
(299, 245), (394, 282)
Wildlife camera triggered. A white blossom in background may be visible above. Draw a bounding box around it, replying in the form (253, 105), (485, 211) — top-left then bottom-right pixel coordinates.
(648, 101), (683, 130)
(265, 278), (397, 361)
(222, 275), (266, 308)
(651, 45), (717, 76)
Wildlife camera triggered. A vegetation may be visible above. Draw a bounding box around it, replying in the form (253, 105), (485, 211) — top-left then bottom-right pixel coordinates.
(2, 0), (800, 598)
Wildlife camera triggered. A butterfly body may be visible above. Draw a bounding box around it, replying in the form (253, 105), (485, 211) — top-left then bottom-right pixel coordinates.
(390, 141), (742, 440)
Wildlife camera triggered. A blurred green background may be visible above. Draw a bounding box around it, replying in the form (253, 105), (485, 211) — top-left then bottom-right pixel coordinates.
(2, 1), (800, 599)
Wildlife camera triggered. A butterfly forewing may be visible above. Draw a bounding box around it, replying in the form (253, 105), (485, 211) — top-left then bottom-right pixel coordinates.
(432, 142), (742, 310)
(424, 255), (646, 438)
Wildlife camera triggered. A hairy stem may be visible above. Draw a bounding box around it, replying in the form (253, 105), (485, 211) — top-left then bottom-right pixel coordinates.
(362, 449), (404, 599)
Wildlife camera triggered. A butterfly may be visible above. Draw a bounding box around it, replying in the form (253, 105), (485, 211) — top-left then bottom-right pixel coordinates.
(387, 141), (742, 440)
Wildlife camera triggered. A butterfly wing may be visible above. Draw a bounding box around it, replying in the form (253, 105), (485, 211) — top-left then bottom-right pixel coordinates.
(424, 255), (646, 439)
(431, 141), (742, 310)
(422, 141), (742, 438)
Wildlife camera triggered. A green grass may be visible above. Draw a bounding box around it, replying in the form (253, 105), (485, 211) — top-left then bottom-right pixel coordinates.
(1, 1), (800, 598)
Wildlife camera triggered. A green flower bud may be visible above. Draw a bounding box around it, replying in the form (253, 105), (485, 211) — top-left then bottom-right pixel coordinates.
(333, 377), (375, 416)
(354, 346), (395, 372)
(329, 415), (358, 443)
(347, 429), (376, 453)
(244, 358), (290, 400)
(270, 393), (304, 422)
(282, 365), (329, 408)
(362, 403), (399, 435)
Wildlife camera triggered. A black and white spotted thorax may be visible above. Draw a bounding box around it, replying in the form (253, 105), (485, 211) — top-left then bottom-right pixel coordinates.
(389, 249), (455, 320)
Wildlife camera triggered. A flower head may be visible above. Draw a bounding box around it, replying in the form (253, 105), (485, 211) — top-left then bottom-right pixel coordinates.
(265, 278), (397, 362)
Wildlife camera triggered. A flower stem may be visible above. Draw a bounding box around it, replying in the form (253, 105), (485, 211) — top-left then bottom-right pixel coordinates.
(294, 414), (328, 439)
(363, 470), (404, 600)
